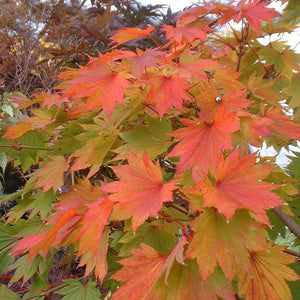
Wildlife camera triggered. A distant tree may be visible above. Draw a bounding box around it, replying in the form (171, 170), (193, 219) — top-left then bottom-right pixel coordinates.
(0, 0), (171, 95)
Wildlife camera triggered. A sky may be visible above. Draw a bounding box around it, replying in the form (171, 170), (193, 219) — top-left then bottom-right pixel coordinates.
(138, 0), (195, 11)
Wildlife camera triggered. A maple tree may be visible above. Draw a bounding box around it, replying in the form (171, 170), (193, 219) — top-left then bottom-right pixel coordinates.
(0, 0), (300, 299)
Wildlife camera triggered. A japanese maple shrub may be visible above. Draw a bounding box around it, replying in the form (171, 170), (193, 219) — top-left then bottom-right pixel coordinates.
(0, 0), (300, 299)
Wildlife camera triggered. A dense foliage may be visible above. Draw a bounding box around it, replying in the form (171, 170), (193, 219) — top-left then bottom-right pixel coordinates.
(0, 0), (300, 299)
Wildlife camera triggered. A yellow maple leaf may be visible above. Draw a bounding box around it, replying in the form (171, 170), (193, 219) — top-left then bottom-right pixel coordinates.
(238, 243), (299, 300)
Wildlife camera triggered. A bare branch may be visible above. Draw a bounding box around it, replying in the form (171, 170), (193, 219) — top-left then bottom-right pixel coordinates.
(272, 207), (300, 240)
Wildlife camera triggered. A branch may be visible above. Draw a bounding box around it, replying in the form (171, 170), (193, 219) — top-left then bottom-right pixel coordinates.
(108, 247), (119, 256)
(0, 144), (52, 151)
(283, 248), (300, 261)
(272, 207), (300, 240)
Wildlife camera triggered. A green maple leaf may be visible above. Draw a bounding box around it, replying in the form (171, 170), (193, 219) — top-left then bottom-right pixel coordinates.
(58, 279), (101, 300)
(0, 285), (19, 300)
(115, 116), (172, 160)
(259, 45), (300, 81)
(283, 75), (300, 108)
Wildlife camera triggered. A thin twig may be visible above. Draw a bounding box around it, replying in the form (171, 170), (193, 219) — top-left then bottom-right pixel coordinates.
(164, 202), (188, 215)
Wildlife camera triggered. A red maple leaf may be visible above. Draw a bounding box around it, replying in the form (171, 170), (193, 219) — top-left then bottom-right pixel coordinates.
(101, 152), (177, 231)
(168, 107), (240, 180)
(191, 149), (282, 223)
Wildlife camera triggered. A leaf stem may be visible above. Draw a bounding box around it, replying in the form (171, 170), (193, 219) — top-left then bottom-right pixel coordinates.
(149, 35), (160, 47)
(158, 211), (187, 235)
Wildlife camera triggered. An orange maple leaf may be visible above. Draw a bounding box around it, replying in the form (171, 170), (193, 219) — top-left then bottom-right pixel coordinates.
(176, 58), (220, 81)
(194, 84), (252, 122)
(112, 236), (188, 300)
(143, 68), (189, 117)
(4, 122), (32, 139)
(177, 1), (221, 25)
(12, 181), (114, 281)
(120, 48), (163, 78)
(80, 228), (110, 282)
(7, 93), (39, 109)
(162, 24), (208, 44)
(51, 180), (103, 220)
(238, 112), (273, 146)
(111, 26), (154, 46)
(40, 92), (69, 109)
(168, 107), (240, 179)
(192, 149), (282, 223)
(70, 197), (114, 257)
(102, 152), (177, 231)
(35, 156), (69, 193)
(213, 67), (245, 91)
(237, 243), (299, 300)
(69, 196), (114, 281)
(12, 207), (79, 259)
(63, 62), (132, 117)
(150, 261), (235, 300)
(185, 208), (266, 280)
(235, 111), (273, 154)
(218, 0), (280, 33)
(265, 106), (300, 141)
(70, 132), (118, 178)
(51, 183), (114, 281)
